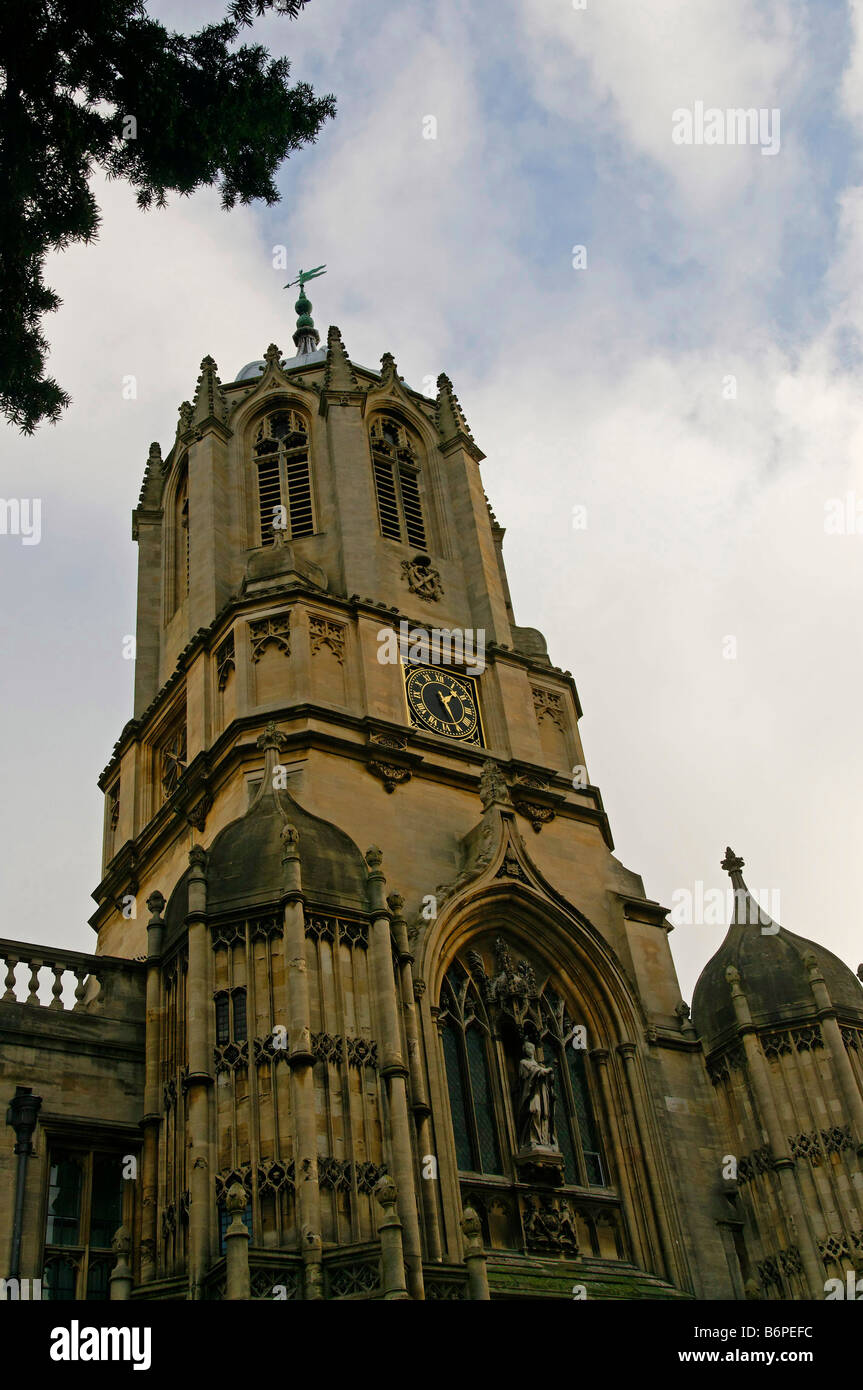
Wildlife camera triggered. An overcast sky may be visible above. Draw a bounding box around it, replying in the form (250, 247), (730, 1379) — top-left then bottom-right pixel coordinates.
(1, 0), (862, 1004)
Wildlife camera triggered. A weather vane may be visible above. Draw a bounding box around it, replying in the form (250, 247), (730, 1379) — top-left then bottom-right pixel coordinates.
(284, 264), (327, 292)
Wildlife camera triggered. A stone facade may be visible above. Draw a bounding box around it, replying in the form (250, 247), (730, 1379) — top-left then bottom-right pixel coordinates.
(3, 321), (862, 1301)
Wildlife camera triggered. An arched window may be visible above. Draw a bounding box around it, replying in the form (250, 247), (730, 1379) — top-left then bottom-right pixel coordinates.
(215, 986), (247, 1044)
(369, 415), (427, 548)
(253, 409), (314, 545)
(439, 963), (503, 1175)
(438, 942), (608, 1189)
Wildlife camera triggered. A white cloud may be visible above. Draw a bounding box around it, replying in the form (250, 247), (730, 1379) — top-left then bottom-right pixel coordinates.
(1, 0), (862, 1012)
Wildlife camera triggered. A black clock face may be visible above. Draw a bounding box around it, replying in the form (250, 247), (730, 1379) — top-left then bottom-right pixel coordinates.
(404, 666), (480, 743)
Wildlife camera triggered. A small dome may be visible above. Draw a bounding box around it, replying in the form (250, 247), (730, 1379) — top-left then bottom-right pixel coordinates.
(691, 850), (863, 1051)
(163, 755), (369, 933)
(204, 781), (368, 915)
(233, 346), (327, 383)
(235, 360), (266, 382)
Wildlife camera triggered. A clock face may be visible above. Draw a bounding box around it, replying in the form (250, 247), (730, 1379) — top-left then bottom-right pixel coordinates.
(404, 666), (481, 743)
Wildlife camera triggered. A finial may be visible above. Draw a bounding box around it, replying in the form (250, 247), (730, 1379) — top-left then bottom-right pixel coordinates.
(285, 265), (326, 355)
(373, 1174), (398, 1210)
(146, 890), (166, 920)
(434, 372), (481, 456)
(721, 847), (745, 875)
(192, 355), (228, 430)
(111, 1225), (132, 1258)
(461, 1207), (483, 1243)
(380, 352), (399, 386)
(225, 1182), (248, 1218)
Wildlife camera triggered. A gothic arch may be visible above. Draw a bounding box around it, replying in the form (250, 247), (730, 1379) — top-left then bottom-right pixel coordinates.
(363, 390), (438, 457)
(417, 882), (686, 1287)
(364, 395), (450, 558)
(420, 881), (646, 1046)
(234, 395), (318, 549)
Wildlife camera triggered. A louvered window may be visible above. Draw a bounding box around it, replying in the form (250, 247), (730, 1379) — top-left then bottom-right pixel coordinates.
(373, 457), (402, 540)
(370, 416), (427, 548)
(253, 410), (315, 545)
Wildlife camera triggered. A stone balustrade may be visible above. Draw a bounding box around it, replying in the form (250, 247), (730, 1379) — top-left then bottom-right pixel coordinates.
(0, 938), (144, 1017)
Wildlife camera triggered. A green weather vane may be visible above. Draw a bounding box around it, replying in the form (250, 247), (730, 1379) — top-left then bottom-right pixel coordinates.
(284, 264), (327, 292)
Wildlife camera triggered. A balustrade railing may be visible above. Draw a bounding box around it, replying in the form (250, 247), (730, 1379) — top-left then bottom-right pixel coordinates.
(0, 938), (144, 1017)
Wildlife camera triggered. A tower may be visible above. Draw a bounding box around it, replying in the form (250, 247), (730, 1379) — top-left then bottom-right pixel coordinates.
(17, 289), (853, 1302)
(83, 286), (735, 1300)
(692, 850), (863, 1299)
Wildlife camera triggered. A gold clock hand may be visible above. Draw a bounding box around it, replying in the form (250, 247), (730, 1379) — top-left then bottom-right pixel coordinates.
(438, 688), (456, 719)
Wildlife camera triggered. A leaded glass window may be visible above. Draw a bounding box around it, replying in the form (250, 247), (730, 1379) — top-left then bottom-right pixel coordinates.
(43, 1149), (129, 1300)
(439, 966), (503, 1175)
(215, 987), (247, 1044)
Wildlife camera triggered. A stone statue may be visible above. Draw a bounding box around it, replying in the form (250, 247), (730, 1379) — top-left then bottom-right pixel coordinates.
(516, 1040), (556, 1150)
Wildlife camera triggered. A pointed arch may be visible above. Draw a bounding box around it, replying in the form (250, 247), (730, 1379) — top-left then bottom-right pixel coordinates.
(417, 878), (684, 1284)
(250, 405), (315, 545)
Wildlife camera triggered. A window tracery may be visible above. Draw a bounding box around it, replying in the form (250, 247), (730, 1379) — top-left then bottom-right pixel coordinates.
(438, 938), (606, 1189)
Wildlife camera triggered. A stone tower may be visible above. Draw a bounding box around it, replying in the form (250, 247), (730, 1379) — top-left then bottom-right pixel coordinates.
(83, 288), (737, 1300)
(692, 849), (863, 1299)
(3, 292), (767, 1302)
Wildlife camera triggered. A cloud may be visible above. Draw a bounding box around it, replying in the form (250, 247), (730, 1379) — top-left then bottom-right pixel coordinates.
(1, 0), (862, 1008)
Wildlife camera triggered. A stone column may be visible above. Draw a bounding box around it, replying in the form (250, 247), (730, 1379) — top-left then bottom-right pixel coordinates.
(109, 1226), (133, 1301)
(186, 845), (213, 1299)
(224, 1184), (251, 1300)
(281, 822), (323, 1300)
(804, 954), (863, 1154)
(461, 1207), (490, 1300)
(140, 891), (165, 1285)
(389, 895), (443, 1263)
(375, 1176), (410, 1300)
(366, 849), (424, 1299)
(726, 966), (825, 1297)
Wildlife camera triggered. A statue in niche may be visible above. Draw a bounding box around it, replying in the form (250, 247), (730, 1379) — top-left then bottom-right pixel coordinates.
(516, 1039), (557, 1150)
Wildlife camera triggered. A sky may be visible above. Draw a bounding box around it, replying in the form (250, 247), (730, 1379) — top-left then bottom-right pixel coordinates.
(1, 0), (862, 1005)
